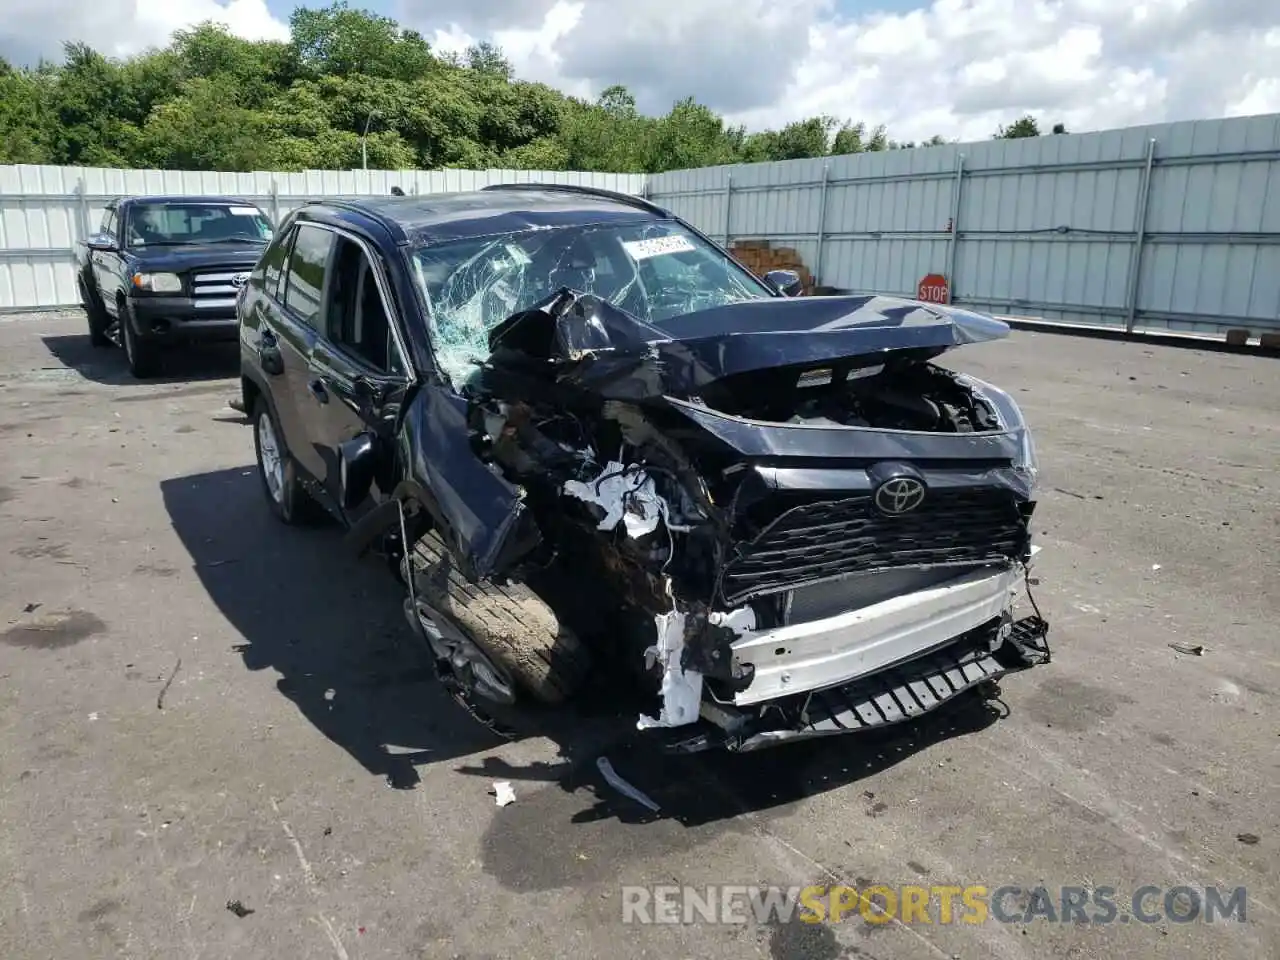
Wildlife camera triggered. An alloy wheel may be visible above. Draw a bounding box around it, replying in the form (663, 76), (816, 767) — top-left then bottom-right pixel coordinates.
(257, 410), (285, 504)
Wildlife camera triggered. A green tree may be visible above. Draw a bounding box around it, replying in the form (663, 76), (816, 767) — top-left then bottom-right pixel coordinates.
(0, 61), (52, 163)
(0, 8), (940, 174)
(995, 115), (1041, 138)
(290, 2), (434, 80)
(135, 76), (279, 170)
(465, 41), (513, 81)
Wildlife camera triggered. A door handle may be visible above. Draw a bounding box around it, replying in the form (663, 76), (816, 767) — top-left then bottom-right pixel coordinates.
(308, 378), (329, 404)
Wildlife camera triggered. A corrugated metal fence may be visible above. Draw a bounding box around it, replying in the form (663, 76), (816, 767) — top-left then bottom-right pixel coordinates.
(648, 114), (1280, 340)
(0, 165), (645, 312)
(3, 116), (1279, 341)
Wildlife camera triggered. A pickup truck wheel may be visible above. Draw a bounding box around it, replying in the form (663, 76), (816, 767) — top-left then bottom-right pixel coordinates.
(408, 530), (591, 706)
(78, 277), (111, 347)
(119, 302), (159, 378)
(252, 397), (322, 526)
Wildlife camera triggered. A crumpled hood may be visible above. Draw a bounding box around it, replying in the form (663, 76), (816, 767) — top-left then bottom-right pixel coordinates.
(486, 290), (1009, 400)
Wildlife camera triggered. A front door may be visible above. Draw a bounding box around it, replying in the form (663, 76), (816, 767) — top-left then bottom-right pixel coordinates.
(92, 206), (121, 316)
(302, 233), (410, 523)
(263, 221), (334, 483)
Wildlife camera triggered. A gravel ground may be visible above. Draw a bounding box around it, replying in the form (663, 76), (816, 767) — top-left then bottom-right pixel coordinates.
(0, 313), (1277, 960)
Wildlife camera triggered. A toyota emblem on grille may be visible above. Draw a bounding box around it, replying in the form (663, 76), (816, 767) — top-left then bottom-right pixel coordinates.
(231, 272), (250, 288)
(874, 477), (926, 515)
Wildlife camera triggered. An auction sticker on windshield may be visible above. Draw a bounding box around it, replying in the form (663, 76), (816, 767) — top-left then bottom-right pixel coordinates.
(622, 235), (697, 260)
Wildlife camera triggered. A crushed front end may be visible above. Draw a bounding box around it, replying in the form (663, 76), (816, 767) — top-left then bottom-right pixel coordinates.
(457, 290), (1051, 751)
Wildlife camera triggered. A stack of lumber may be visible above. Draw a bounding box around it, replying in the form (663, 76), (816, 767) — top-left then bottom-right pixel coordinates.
(728, 240), (814, 294)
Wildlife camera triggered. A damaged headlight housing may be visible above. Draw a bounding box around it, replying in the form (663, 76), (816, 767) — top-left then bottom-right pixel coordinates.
(131, 272), (183, 294)
(958, 375), (1039, 492)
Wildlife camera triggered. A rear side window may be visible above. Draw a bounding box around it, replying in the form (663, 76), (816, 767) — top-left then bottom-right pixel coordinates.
(282, 224), (335, 328)
(260, 227), (294, 299)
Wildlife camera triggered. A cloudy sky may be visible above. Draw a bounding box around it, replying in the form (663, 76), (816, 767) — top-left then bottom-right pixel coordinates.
(3, 0), (1279, 143)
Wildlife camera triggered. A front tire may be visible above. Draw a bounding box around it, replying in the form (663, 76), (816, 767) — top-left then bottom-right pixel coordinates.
(119, 302), (159, 379)
(408, 530), (591, 707)
(78, 276), (111, 348)
(252, 397), (321, 525)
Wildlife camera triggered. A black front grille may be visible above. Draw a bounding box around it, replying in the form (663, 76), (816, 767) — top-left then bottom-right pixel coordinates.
(720, 487), (1028, 604)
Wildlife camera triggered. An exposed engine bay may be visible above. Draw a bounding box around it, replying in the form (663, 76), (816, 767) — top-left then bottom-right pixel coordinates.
(445, 288), (1050, 750)
(707, 360), (1002, 433)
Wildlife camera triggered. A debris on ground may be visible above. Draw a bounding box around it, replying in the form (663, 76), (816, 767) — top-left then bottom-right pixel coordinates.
(226, 899), (254, 917)
(1169, 643), (1205, 656)
(595, 756), (660, 813)
(157, 657), (183, 710)
(492, 781), (516, 807)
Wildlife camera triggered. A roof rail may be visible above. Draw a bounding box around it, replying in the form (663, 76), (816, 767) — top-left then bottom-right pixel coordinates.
(481, 181), (668, 218)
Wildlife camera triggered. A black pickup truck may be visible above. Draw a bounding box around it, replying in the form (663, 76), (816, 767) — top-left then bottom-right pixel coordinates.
(76, 195), (274, 378)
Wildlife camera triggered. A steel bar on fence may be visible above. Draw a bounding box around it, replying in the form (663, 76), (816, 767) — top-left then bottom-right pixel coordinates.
(946, 154), (964, 304)
(814, 164), (830, 284)
(723, 174), (733, 245)
(1124, 138), (1157, 335)
(646, 146), (1280, 201)
(75, 177), (89, 243)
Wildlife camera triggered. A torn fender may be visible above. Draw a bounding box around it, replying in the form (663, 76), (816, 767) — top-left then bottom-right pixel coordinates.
(394, 385), (541, 580)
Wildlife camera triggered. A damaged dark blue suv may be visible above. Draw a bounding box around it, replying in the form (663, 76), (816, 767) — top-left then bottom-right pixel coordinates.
(237, 183), (1050, 752)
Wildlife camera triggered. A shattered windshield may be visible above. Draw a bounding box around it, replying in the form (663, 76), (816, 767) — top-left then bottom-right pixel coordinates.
(411, 220), (772, 385)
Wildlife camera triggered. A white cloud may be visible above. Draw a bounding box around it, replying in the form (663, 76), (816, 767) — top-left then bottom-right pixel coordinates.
(2, 0), (1278, 147)
(0, 0), (286, 65)
(406, 0), (1280, 142)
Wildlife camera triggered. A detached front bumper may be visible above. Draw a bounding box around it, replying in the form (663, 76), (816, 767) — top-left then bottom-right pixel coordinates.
(731, 564), (1028, 706)
(652, 558), (1049, 753)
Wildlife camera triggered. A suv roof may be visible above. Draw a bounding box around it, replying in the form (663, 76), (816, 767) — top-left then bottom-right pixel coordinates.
(296, 184), (671, 245)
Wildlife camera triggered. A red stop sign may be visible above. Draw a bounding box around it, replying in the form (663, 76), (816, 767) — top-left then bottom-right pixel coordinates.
(917, 273), (950, 304)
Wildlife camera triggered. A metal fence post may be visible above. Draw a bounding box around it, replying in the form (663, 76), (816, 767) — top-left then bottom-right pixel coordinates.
(269, 179), (280, 226)
(723, 173), (733, 246)
(946, 154), (964, 304)
(814, 164), (830, 284)
(1124, 138), (1157, 335)
(75, 176), (89, 241)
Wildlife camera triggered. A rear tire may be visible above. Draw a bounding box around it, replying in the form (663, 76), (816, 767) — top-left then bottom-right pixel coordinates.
(252, 397), (322, 526)
(408, 530), (590, 705)
(78, 276), (111, 348)
(119, 301), (159, 379)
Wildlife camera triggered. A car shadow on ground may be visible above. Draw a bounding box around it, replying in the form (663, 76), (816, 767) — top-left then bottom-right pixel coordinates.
(161, 465), (1011, 829)
(161, 464), (506, 788)
(42, 332), (239, 386)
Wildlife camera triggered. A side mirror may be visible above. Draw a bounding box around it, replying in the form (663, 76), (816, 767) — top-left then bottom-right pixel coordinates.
(353, 375), (387, 409)
(86, 234), (116, 252)
(338, 432), (377, 511)
(764, 269), (804, 297)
